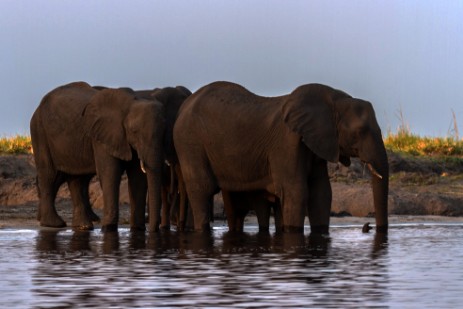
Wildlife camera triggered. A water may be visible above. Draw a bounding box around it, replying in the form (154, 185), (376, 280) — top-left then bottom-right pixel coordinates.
(1, 223), (463, 308)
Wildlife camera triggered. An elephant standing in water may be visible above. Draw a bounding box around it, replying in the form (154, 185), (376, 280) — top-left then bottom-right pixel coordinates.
(134, 86), (192, 230)
(174, 81), (388, 234)
(31, 82), (165, 232)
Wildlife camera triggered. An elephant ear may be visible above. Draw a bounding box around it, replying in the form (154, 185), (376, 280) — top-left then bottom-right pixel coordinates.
(282, 85), (339, 163)
(83, 89), (133, 161)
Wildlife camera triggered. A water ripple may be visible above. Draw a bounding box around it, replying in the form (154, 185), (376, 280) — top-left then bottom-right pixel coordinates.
(1, 224), (462, 307)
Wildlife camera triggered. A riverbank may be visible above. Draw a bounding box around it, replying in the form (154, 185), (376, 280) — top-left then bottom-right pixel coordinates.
(0, 152), (462, 229)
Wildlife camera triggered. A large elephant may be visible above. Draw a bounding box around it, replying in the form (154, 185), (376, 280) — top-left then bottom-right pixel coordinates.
(30, 81), (165, 232)
(173, 81), (388, 233)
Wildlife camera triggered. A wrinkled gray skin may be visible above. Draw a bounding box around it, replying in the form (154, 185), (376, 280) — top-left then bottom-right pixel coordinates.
(30, 82), (165, 232)
(134, 86), (192, 230)
(174, 81), (388, 234)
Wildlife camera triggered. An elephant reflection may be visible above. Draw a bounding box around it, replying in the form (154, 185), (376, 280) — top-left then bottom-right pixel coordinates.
(35, 230), (92, 253)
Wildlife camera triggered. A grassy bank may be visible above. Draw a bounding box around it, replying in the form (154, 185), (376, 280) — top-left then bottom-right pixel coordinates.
(1, 133), (463, 158)
(384, 131), (463, 157)
(0, 135), (32, 154)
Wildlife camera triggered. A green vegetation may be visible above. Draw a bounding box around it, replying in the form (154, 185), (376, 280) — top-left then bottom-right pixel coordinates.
(384, 131), (463, 157)
(0, 135), (32, 154)
(1, 132), (463, 157)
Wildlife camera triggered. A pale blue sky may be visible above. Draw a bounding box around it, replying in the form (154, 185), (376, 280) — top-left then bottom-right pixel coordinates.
(1, 0), (462, 136)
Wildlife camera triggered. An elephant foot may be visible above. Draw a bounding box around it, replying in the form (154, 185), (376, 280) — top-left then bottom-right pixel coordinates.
(177, 221), (185, 232)
(148, 225), (160, 233)
(170, 215), (178, 225)
(40, 215), (67, 228)
(130, 225), (146, 232)
(376, 225), (388, 233)
(73, 223), (94, 231)
(310, 225), (329, 235)
(198, 223), (211, 232)
(101, 224), (118, 232)
(160, 224), (171, 231)
(72, 217), (94, 231)
(283, 225), (304, 233)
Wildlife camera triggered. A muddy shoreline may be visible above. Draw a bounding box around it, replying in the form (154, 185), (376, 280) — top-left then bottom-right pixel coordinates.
(1, 153), (462, 229)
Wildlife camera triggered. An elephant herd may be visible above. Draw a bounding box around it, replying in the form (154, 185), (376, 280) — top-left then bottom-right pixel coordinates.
(30, 81), (389, 235)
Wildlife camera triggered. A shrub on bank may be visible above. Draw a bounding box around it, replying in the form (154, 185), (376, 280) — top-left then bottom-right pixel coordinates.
(384, 131), (463, 157)
(1, 133), (463, 157)
(0, 135), (32, 154)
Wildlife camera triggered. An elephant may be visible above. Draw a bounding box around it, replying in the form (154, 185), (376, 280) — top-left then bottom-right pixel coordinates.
(173, 81), (389, 234)
(30, 81), (166, 232)
(134, 86), (192, 230)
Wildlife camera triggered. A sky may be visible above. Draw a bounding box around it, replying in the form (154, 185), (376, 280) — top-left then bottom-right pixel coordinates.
(1, 0), (462, 137)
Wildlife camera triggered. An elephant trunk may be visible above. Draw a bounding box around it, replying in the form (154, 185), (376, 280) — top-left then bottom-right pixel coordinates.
(361, 134), (389, 233)
(142, 132), (165, 233)
(371, 158), (389, 233)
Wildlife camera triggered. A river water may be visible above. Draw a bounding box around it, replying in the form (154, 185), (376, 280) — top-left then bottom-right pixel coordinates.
(1, 222), (463, 308)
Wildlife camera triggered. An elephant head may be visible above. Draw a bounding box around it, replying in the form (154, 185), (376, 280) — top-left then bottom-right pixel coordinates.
(135, 86), (192, 165)
(334, 96), (389, 233)
(83, 88), (166, 231)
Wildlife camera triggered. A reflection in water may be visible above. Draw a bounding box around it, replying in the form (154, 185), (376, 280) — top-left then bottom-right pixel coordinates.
(27, 227), (392, 308)
(3, 225), (461, 307)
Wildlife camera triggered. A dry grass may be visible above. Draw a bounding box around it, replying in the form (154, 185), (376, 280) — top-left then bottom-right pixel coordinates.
(1, 132), (463, 158)
(384, 130), (463, 157)
(0, 135), (33, 154)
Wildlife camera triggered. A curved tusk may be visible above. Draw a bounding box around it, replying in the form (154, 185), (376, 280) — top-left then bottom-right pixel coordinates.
(367, 163), (383, 179)
(140, 160), (146, 174)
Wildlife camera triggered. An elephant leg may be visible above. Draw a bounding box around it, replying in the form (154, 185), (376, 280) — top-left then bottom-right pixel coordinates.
(169, 190), (179, 226)
(184, 202), (195, 231)
(37, 169), (66, 228)
(188, 189), (214, 232)
(160, 185), (171, 230)
(282, 184), (308, 233)
(176, 165), (189, 232)
(178, 149), (217, 232)
(80, 175), (100, 222)
(126, 161), (148, 231)
(222, 191), (249, 232)
(94, 148), (122, 232)
(222, 190), (238, 232)
(272, 201), (283, 233)
(161, 164), (178, 230)
(67, 176), (94, 231)
(184, 178), (215, 232)
(254, 198), (271, 233)
(233, 192), (250, 232)
(307, 158), (331, 234)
